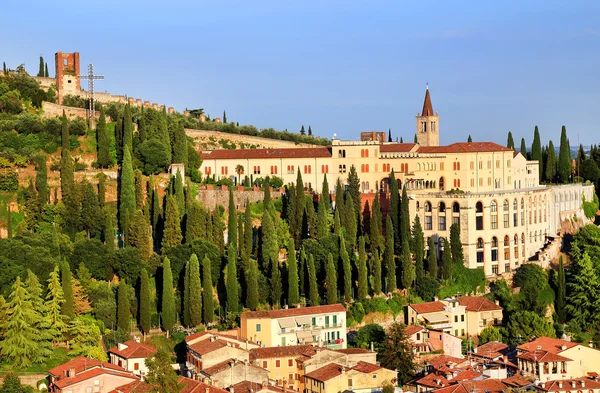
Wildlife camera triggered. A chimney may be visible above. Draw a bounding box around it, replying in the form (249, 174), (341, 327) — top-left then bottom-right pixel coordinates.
(561, 344), (567, 350)
(134, 336), (140, 343)
(589, 341), (594, 348)
(68, 367), (76, 378)
(211, 336), (216, 342)
(434, 296), (439, 302)
(206, 388), (210, 393)
(503, 355), (508, 364)
(558, 382), (562, 388)
(571, 381), (576, 388)
(370, 342), (374, 352)
(495, 300), (500, 306)
(581, 381), (586, 388)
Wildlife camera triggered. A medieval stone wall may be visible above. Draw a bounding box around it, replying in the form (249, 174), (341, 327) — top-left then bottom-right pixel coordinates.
(187, 129), (316, 149)
(195, 187), (283, 211)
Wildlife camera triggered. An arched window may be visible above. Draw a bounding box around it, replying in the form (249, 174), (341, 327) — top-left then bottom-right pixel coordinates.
(476, 202), (484, 230)
(439, 177), (445, 191)
(504, 235), (510, 260)
(439, 202), (447, 231)
(503, 200), (509, 228)
(513, 199), (518, 227)
(452, 202), (460, 226)
(514, 234), (519, 259)
(521, 198), (525, 226)
(521, 233), (525, 258)
(457, 162), (460, 170)
(424, 202), (432, 230)
(490, 201), (498, 229)
(491, 236), (498, 262)
(476, 238), (484, 263)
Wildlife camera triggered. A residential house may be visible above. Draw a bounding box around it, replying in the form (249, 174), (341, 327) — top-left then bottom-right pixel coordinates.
(406, 326), (463, 359)
(431, 380), (508, 393)
(48, 357), (138, 393)
(532, 378), (600, 393)
(240, 304), (347, 349)
(185, 335), (251, 379)
(469, 341), (517, 376)
(409, 369), (483, 393)
(108, 340), (157, 379)
(200, 359), (269, 389)
(303, 362), (397, 393)
(109, 376), (230, 393)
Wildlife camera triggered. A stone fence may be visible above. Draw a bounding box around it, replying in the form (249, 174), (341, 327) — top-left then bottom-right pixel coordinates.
(196, 186), (284, 211)
(0, 372), (47, 388)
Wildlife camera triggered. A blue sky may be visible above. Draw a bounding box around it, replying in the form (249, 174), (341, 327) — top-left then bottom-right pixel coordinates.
(1, 0), (599, 145)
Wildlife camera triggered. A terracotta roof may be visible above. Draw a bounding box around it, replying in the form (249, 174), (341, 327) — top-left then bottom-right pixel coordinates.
(457, 296), (502, 312)
(380, 143), (418, 153)
(49, 357), (124, 377)
(55, 367), (137, 389)
(409, 301), (445, 314)
(472, 341), (509, 359)
(433, 380), (508, 393)
(334, 348), (373, 355)
(422, 87), (434, 117)
(250, 345), (315, 359)
(406, 325), (426, 337)
(454, 369), (483, 381)
(202, 359), (236, 375)
(185, 331), (212, 343)
(501, 374), (534, 388)
(536, 378), (600, 392)
(200, 147), (331, 160)
(415, 373), (450, 388)
(304, 363), (348, 382)
(417, 142), (512, 154)
(517, 350), (571, 363)
(426, 355), (468, 372)
(351, 361), (382, 373)
(242, 304), (345, 319)
(110, 376), (230, 393)
(108, 340), (157, 360)
(188, 339), (236, 356)
(517, 336), (578, 354)
(232, 381), (293, 393)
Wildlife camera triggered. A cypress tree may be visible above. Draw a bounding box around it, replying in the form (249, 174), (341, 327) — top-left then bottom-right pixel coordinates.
(507, 131), (515, 150)
(135, 170), (145, 210)
(189, 254), (202, 326)
(449, 223), (464, 264)
(287, 238), (299, 306)
(115, 117), (123, 163)
(186, 200), (205, 243)
(173, 123), (188, 164)
(45, 265), (68, 343)
(558, 125), (571, 183)
(270, 257), (282, 308)
(223, 110), (227, 123)
(61, 261), (75, 319)
(300, 125), (305, 135)
(428, 237), (438, 279)
(358, 237), (368, 300)
(183, 260), (191, 326)
(3, 62), (6, 75)
(263, 180), (271, 207)
(546, 141), (557, 182)
(414, 134), (418, 143)
(316, 195), (329, 239)
(556, 255), (567, 324)
(117, 279), (129, 331)
(80, 181), (101, 238)
(38, 56), (44, 77)
(413, 215), (425, 282)
(334, 178), (344, 215)
(347, 165), (361, 226)
(228, 189), (237, 249)
(159, 108), (172, 163)
(294, 171), (305, 244)
(174, 171), (185, 217)
(161, 196), (183, 253)
(384, 216), (396, 293)
(468, 135), (473, 142)
(325, 253), (338, 304)
(400, 186), (410, 249)
(308, 255), (319, 306)
(103, 207), (115, 251)
(97, 106), (110, 168)
(161, 257), (176, 332)
(35, 155), (49, 205)
(97, 173), (107, 208)
(243, 203), (253, 263)
(60, 113), (76, 231)
(202, 255), (215, 323)
(122, 104), (133, 157)
(45, 62), (49, 77)
(340, 234), (352, 302)
(370, 192), (383, 252)
(520, 138), (527, 158)
(213, 214), (225, 253)
(299, 248), (306, 296)
(389, 171), (400, 248)
(119, 148), (136, 232)
(441, 239), (452, 281)
(321, 174), (330, 210)
(260, 209), (278, 271)
(238, 212), (244, 259)
(308, 125), (312, 136)
(333, 208), (341, 235)
(345, 194), (358, 248)
(139, 269), (151, 335)
(306, 197), (316, 238)
(127, 210), (153, 261)
(400, 240), (413, 289)
(388, 129), (392, 142)
(152, 187), (161, 232)
(226, 244), (239, 313)
(532, 126), (543, 181)
(372, 249), (382, 294)
(245, 259), (259, 311)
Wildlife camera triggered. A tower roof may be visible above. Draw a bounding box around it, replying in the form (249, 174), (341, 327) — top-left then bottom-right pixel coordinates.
(422, 86), (434, 116)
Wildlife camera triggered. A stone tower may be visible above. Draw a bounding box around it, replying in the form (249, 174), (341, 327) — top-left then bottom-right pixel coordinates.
(55, 52), (81, 105)
(416, 86), (439, 147)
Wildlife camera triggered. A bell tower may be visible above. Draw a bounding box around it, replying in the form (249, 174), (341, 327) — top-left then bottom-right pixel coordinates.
(416, 85), (439, 146)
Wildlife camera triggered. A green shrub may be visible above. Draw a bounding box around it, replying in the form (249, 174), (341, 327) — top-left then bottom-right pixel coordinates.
(0, 172), (18, 191)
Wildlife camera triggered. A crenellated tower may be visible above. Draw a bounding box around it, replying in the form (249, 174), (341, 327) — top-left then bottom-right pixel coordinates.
(416, 86), (439, 146)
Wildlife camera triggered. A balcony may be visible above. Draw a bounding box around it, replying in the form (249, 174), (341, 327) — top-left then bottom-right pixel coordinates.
(429, 322), (453, 330)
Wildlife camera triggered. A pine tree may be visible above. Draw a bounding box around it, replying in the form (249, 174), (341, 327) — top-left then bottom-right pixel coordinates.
(532, 126), (543, 181)
(340, 235), (352, 302)
(162, 196), (182, 252)
(441, 239), (452, 280)
(325, 253), (338, 304)
(35, 154), (49, 205)
(202, 255), (215, 323)
(243, 203), (253, 263)
(122, 104), (133, 157)
(357, 237), (368, 300)
(261, 209), (278, 271)
(308, 125), (312, 137)
(226, 244), (239, 313)
(565, 252), (600, 328)
(119, 148), (136, 232)
(45, 62), (49, 77)
(300, 125), (305, 135)
(449, 223), (464, 264)
(370, 192), (383, 252)
(97, 106), (110, 168)
(173, 123), (188, 164)
(223, 110), (227, 124)
(139, 269), (151, 335)
(413, 215), (425, 282)
(228, 189), (237, 249)
(468, 135), (473, 142)
(61, 261), (75, 319)
(187, 254), (202, 326)
(556, 255), (566, 324)
(25, 270), (52, 363)
(558, 125), (571, 183)
(45, 265), (68, 343)
(428, 237), (438, 279)
(546, 141), (557, 182)
(245, 258), (259, 310)
(372, 250), (382, 294)
(270, 257), (282, 308)
(287, 238), (299, 306)
(520, 138), (527, 158)
(117, 279), (130, 331)
(308, 255), (319, 306)
(38, 56), (44, 77)
(384, 216), (396, 293)
(507, 131), (515, 149)
(161, 257), (176, 332)
(0, 277), (40, 368)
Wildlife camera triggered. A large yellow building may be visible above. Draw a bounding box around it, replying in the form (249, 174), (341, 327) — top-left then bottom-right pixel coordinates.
(199, 88), (594, 276)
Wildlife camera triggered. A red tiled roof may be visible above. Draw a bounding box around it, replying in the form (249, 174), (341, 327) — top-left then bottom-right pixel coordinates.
(501, 375), (534, 388)
(242, 304), (345, 319)
(108, 340), (157, 360)
(457, 296), (502, 312)
(517, 350), (571, 363)
(304, 363), (348, 382)
(406, 325), (426, 337)
(427, 355), (468, 372)
(200, 147), (331, 160)
(232, 381), (293, 393)
(110, 376), (230, 393)
(415, 373), (450, 388)
(185, 331), (212, 343)
(454, 370), (483, 381)
(250, 345), (315, 359)
(334, 348), (373, 355)
(418, 142), (512, 154)
(409, 301), (445, 314)
(55, 367), (137, 389)
(202, 359), (237, 375)
(189, 339), (234, 356)
(422, 88), (434, 117)
(472, 341), (509, 359)
(380, 143), (418, 153)
(535, 378), (600, 392)
(517, 336), (578, 354)
(433, 380), (508, 393)
(49, 357), (124, 377)
(351, 361), (381, 373)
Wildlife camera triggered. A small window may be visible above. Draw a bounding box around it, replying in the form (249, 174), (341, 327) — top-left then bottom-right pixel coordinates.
(134, 363), (139, 370)
(288, 359), (293, 367)
(256, 323), (261, 332)
(276, 360), (281, 367)
(263, 361), (268, 368)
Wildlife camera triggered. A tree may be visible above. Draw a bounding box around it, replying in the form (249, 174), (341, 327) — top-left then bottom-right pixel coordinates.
(347, 165), (361, 228)
(260, 209), (278, 271)
(223, 110), (227, 124)
(35, 154), (49, 205)
(287, 238), (299, 306)
(300, 125), (305, 135)
(127, 209), (153, 260)
(325, 253), (337, 304)
(293, 171), (305, 245)
(400, 241), (413, 290)
(427, 237), (438, 279)
(400, 186), (411, 249)
(139, 269), (151, 335)
(532, 126), (543, 181)
(321, 174), (330, 210)
(117, 279), (130, 331)
(162, 196), (183, 253)
(306, 197), (316, 238)
(413, 215), (425, 283)
(161, 257), (176, 332)
(38, 56), (44, 77)
(384, 216), (396, 293)
(68, 316), (106, 361)
(555, 255), (566, 324)
(370, 192), (383, 252)
(144, 348), (183, 393)
(306, 254), (319, 306)
(558, 125), (571, 183)
(45, 265), (68, 343)
(226, 244), (239, 313)
(97, 106), (110, 168)
(467, 135), (472, 142)
(185, 201), (204, 243)
(357, 237), (368, 300)
(479, 326), (502, 344)
(340, 235), (352, 302)
(200, 256), (214, 324)
(122, 104), (133, 157)
(505, 310), (555, 345)
(565, 252), (600, 329)
(388, 129), (392, 142)
(119, 148), (136, 232)
(316, 194), (329, 239)
(243, 203), (253, 263)
(308, 125), (312, 137)
(378, 322), (416, 385)
(174, 171), (185, 216)
(172, 123), (188, 164)
(514, 264), (550, 315)
(389, 171), (400, 248)
(61, 260), (75, 319)
(449, 223), (464, 265)
(228, 189), (237, 249)
(135, 170), (145, 210)
(507, 131), (515, 150)
(344, 194), (358, 248)
(372, 250), (382, 294)
(520, 138), (527, 157)
(0, 373), (27, 393)
(81, 181), (101, 238)
(188, 254), (202, 326)
(0, 277), (40, 368)
(441, 240), (452, 281)
(270, 257), (283, 308)
(245, 259), (259, 310)
(183, 260), (191, 327)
